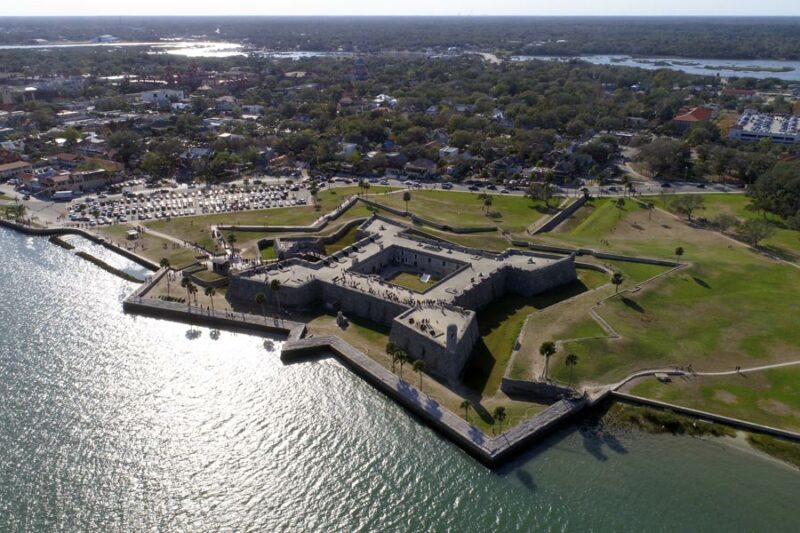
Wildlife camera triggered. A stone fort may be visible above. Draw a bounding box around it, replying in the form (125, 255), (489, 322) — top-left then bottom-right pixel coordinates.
(228, 216), (576, 385)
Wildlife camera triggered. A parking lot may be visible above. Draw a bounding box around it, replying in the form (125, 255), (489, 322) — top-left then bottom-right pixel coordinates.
(66, 183), (309, 227)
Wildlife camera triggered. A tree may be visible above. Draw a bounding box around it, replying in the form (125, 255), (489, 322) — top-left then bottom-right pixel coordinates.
(565, 353), (579, 386)
(611, 272), (624, 293)
(109, 130), (141, 169)
(636, 138), (690, 177)
(460, 399), (472, 422)
(227, 232), (238, 251)
(187, 282), (198, 307)
(396, 349), (408, 378)
(139, 151), (169, 177)
(483, 195), (493, 214)
(493, 406), (507, 432)
(712, 213), (738, 232)
(539, 341), (557, 380)
(412, 359), (425, 391)
(527, 180), (555, 207)
(255, 292), (267, 321)
(670, 195), (705, 221)
(737, 219), (775, 247)
(402, 190), (412, 213)
(270, 278), (282, 315)
(63, 127), (81, 146)
(205, 286), (216, 311)
(180, 277), (194, 308)
(675, 246), (685, 262)
(386, 341), (398, 372)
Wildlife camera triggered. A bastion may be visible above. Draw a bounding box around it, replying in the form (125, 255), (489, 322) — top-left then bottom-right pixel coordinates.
(227, 215), (576, 384)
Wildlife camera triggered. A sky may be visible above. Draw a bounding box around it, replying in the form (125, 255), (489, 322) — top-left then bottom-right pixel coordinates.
(3, 1), (798, 17)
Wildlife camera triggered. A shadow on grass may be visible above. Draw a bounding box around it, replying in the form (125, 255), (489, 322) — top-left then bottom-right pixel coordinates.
(621, 296), (645, 313)
(462, 280), (591, 395)
(761, 244), (799, 263)
(693, 276), (711, 289)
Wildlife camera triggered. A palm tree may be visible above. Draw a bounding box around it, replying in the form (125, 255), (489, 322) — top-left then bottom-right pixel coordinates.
(205, 286), (216, 311)
(187, 282), (198, 307)
(402, 190), (412, 214)
(493, 406), (507, 432)
(180, 277), (193, 308)
(612, 272), (624, 293)
(160, 258), (171, 294)
(412, 359), (425, 391)
(396, 349), (408, 378)
(460, 400), (472, 422)
(565, 353), (579, 386)
(255, 292), (266, 322)
(675, 246), (685, 263)
(645, 202), (655, 220)
(385, 341), (398, 371)
(539, 341), (556, 381)
(483, 195), (493, 214)
(227, 232), (238, 252)
(363, 181), (370, 196)
(270, 279), (282, 315)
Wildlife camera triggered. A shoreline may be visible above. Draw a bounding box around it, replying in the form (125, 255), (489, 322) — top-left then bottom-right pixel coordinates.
(3, 220), (800, 470)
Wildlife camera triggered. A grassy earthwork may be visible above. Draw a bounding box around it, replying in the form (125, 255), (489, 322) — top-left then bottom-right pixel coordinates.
(371, 189), (553, 234)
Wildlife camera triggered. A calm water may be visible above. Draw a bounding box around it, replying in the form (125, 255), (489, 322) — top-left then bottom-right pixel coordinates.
(513, 55), (800, 81)
(1, 227), (799, 532)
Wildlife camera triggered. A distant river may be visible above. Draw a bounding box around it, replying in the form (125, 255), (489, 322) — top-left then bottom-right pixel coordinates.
(513, 54), (800, 81)
(0, 41), (246, 58)
(1, 227), (799, 531)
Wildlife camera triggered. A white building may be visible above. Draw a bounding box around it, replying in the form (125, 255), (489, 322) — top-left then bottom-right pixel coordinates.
(729, 111), (800, 145)
(140, 89), (184, 107)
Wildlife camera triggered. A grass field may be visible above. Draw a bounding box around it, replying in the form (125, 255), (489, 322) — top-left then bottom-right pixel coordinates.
(657, 193), (800, 262)
(537, 204), (800, 402)
(324, 225), (361, 255)
(97, 225), (201, 269)
(373, 189), (552, 234)
(386, 271), (440, 292)
(464, 270), (606, 397)
(627, 366), (800, 432)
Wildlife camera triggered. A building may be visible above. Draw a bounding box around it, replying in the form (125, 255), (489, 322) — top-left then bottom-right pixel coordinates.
(671, 106), (713, 134)
(228, 217), (576, 385)
(39, 169), (120, 194)
(340, 143), (359, 157)
(140, 89), (184, 107)
(215, 96), (237, 112)
(404, 159), (437, 178)
(0, 160), (32, 180)
(728, 111), (800, 145)
(439, 146), (459, 160)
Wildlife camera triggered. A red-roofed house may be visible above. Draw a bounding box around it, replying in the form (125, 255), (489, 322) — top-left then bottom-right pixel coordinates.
(672, 106), (713, 134)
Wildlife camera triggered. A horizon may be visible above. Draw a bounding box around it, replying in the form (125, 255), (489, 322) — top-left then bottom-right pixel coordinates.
(2, 1), (798, 18)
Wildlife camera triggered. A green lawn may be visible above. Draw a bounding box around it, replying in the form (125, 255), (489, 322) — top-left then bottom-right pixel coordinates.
(373, 189), (552, 234)
(387, 271), (440, 293)
(324, 225), (361, 255)
(543, 204), (800, 390)
(628, 366), (800, 432)
(657, 193), (800, 262)
(98, 224), (201, 269)
(260, 244), (277, 261)
(464, 277), (595, 397)
(191, 269), (227, 283)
